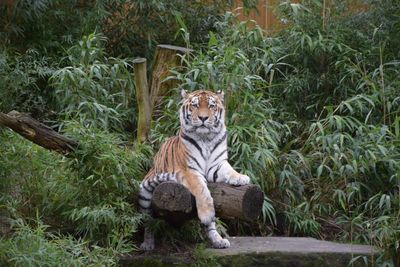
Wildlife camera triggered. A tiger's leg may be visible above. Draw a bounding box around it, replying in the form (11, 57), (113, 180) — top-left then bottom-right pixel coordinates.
(138, 173), (176, 251)
(213, 160), (250, 186)
(182, 171), (230, 248)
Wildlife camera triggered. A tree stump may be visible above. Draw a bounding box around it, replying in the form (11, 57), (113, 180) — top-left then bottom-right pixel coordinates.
(132, 44), (193, 142)
(149, 44), (193, 107)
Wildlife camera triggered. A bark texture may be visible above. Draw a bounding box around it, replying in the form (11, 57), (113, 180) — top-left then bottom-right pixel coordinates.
(151, 182), (264, 225)
(149, 44), (192, 107)
(0, 111), (78, 155)
(133, 45), (193, 142)
(133, 58), (152, 143)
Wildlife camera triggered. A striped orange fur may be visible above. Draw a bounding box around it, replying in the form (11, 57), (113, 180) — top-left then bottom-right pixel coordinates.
(138, 90), (250, 250)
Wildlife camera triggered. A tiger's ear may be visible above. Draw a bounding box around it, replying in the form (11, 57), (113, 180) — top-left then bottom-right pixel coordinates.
(181, 89), (188, 100)
(216, 90), (225, 103)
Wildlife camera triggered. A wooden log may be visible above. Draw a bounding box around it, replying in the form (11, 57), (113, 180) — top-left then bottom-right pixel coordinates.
(149, 45), (193, 120)
(209, 182), (264, 222)
(151, 182), (264, 225)
(133, 58), (152, 143)
(0, 111), (78, 155)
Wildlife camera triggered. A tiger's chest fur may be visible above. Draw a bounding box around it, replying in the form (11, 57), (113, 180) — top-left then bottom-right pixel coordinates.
(181, 130), (228, 182)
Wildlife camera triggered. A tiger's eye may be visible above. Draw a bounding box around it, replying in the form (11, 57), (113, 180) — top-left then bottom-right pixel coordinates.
(191, 97), (199, 107)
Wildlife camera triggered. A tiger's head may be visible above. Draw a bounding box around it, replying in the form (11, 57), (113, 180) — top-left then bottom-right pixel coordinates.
(180, 90), (225, 136)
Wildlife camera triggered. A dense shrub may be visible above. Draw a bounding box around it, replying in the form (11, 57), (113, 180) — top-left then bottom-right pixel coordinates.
(154, 1), (400, 264)
(0, 49), (55, 117)
(0, 123), (152, 263)
(0, 219), (120, 267)
(0, 0), (257, 58)
(50, 33), (136, 132)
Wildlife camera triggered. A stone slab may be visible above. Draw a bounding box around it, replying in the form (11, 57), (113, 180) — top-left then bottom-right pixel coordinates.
(208, 237), (377, 267)
(120, 237), (378, 267)
(207, 236), (375, 255)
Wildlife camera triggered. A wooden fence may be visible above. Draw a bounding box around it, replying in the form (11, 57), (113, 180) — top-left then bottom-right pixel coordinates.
(233, 0), (367, 32)
(233, 0), (292, 32)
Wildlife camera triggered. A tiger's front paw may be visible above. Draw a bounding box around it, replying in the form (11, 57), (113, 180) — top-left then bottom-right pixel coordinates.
(212, 238), (230, 249)
(228, 174), (250, 186)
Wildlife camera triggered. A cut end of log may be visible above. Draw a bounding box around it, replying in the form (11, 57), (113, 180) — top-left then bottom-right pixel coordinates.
(242, 185), (264, 221)
(157, 44), (193, 54)
(132, 58), (146, 64)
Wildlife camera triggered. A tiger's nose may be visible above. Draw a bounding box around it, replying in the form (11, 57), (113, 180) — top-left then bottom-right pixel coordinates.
(198, 116), (208, 122)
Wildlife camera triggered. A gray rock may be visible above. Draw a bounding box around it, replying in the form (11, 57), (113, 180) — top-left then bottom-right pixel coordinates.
(208, 237), (377, 267)
(120, 237), (378, 267)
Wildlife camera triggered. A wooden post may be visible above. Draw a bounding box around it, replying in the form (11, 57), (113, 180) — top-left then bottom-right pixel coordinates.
(133, 58), (152, 143)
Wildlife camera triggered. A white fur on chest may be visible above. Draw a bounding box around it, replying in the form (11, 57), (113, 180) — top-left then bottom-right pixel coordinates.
(183, 130), (228, 181)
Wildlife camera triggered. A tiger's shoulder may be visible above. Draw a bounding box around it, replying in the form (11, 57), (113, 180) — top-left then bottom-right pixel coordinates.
(152, 135), (189, 174)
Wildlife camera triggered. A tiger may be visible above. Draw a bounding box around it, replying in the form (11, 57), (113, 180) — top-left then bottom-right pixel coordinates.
(138, 89), (250, 250)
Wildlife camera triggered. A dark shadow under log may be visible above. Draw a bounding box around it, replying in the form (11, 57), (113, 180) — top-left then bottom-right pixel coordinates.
(152, 182), (264, 225)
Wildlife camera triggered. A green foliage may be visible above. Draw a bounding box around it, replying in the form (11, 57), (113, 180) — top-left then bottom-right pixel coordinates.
(1, 0), (400, 265)
(101, 0), (259, 58)
(0, 129), (68, 220)
(0, 0), (256, 58)
(0, 48), (55, 116)
(59, 122), (151, 244)
(50, 33), (136, 132)
(0, 123), (152, 256)
(0, 0), (108, 53)
(270, 3), (400, 263)
(155, 2), (400, 263)
(0, 219), (119, 266)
